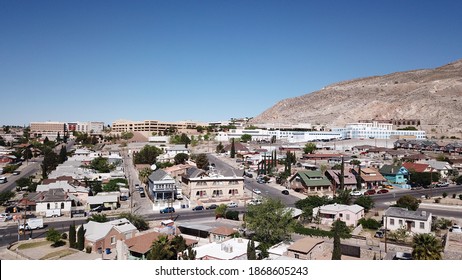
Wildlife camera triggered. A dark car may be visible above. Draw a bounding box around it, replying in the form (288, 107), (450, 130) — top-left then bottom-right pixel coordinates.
(206, 204), (218, 210)
(364, 189), (376, 195)
(192, 205), (204, 211)
(140, 191), (146, 198)
(377, 189), (389, 194)
(160, 207), (175, 214)
(281, 189), (289, 195)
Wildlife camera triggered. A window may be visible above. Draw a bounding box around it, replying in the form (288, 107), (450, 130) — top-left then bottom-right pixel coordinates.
(420, 222), (425, 229)
(346, 214), (350, 220)
(390, 218), (395, 226)
(294, 253), (299, 259)
(61, 202), (65, 209)
(111, 236), (116, 244)
(399, 219), (403, 226)
(47, 203), (50, 210)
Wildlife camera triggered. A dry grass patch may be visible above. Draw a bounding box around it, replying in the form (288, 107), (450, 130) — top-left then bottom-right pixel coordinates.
(39, 249), (76, 260)
(17, 241), (52, 250)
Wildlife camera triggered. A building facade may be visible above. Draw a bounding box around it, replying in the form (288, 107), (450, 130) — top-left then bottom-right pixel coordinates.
(332, 121), (426, 140)
(30, 122), (66, 138)
(111, 119), (205, 133)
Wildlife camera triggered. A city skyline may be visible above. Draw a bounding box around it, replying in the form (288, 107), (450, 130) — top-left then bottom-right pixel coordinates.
(1, 1), (461, 126)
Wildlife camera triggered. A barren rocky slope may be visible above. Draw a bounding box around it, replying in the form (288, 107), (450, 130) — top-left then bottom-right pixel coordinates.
(252, 59), (462, 137)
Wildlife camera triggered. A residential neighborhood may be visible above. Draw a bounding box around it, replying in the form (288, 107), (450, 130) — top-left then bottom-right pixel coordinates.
(1, 119), (462, 262)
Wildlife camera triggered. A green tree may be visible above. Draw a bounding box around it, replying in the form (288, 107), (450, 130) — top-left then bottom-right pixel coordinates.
(230, 138), (236, 158)
(331, 219), (351, 260)
(89, 157), (113, 173)
(394, 195), (420, 211)
(295, 195), (333, 210)
(46, 227), (63, 247)
(77, 225), (86, 250)
(56, 132), (61, 142)
(333, 189), (352, 205)
(102, 178), (127, 192)
(23, 147), (33, 162)
(241, 134), (252, 143)
(216, 142), (224, 153)
(41, 150), (58, 179)
(303, 142), (317, 154)
(245, 198), (296, 246)
(87, 214), (108, 223)
(134, 145), (163, 165)
(174, 153), (189, 165)
(195, 153), (209, 170)
(138, 167), (152, 185)
(409, 171), (440, 187)
(69, 223), (76, 249)
(58, 145), (67, 164)
(15, 177), (34, 191)
(180, 133), (191, 147)
(118, 212), (149, 231)
(215, 204), (228, 219)
(354, 196), (375, 212)
(0, 191), (15, 205)
(247, 239), (257, 260)
(182, 247), (197, 260)
(412, 233), (443, 260)
(121, 131), (134, 140)
(147, 235), (174, 260)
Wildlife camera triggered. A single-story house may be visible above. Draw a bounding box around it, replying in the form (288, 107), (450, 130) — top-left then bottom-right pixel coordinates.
(209, 226), (237, 243)
(285, 237), (325, 260)
(83, 218), (138, 252)
(313, 203), (365, 227)
(32, 188), (73, 217)
(194, 238), (260, 260)
(86, 192), (119, 210)
(383, 207), (432, 234)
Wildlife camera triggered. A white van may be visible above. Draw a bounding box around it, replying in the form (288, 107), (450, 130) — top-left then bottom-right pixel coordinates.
(0, 177), (7, 184)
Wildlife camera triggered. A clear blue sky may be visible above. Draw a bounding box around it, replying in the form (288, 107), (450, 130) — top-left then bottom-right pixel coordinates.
(1, 0), (461, 126)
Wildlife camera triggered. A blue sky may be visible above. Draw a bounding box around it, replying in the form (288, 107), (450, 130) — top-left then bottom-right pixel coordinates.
(1, 0), (461, 126)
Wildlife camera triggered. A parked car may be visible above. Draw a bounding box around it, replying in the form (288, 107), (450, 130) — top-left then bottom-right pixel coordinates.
(192, 205), (204, 211)
(364, 189), (376, 195)
(351, 190), (363, 197)
(206, 204), (218, 210)
(12, 170), (20, 175)
(248, 199), (262, 205)
(228, 202), (238, 208)
(450, 225), (462, 233)
(139, 191), (146, 198)
(383, 184), (394, 189)
(437, 182), (449, 188)
(160, 207), (175, 214)
(1, 213), (12, 222)
(281, 189), (289, 195)
(252, 188), (262, 195)
(91, 206), (110, 212)
(377, 189), (389, 194)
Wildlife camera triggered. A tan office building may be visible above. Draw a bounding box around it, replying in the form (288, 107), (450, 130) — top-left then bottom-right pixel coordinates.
(111, 119), (204, 134)
(30, 122), (66, 138)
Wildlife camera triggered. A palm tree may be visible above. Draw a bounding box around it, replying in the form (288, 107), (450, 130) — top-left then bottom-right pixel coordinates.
(147, 235), (175, 260)
(138, 167), (152, 185)
(412, 233), (443, 260)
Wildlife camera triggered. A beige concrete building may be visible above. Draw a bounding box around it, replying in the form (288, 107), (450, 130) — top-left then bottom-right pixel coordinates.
(30, 122), (66, 138)
(112, 119), (205, 134)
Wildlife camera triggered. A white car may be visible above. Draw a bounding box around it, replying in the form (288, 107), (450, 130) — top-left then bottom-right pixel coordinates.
(450, 225), (462, 233)
(351, 190), (363, 197)
(1, 213), (13, 222)
(248, 199), (262, 205)
(252, 189), (262, 195)
(228, 202), (238, 208)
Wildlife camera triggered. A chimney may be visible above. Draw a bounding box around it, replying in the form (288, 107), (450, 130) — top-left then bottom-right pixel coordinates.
(421, 211), (426, 217)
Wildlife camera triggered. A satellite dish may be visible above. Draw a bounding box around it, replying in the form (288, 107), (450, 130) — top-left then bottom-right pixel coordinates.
(150, 164), (157, 171)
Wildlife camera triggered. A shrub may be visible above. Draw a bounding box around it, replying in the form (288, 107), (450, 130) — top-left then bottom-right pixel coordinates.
(459, 194), (462, 200)
(293, 223), (333, 238)
(358, 218), (381, 230)
(224, 210), (239, 221)
(61, 232), (68, 240)
(442, 192), (447, 198)
(434, 198), (441, 204)
(85, 246), (92, 254)
(453, 194), (457, 199)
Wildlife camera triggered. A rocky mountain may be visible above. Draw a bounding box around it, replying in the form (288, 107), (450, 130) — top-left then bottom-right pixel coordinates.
(251, 59), (462, 138)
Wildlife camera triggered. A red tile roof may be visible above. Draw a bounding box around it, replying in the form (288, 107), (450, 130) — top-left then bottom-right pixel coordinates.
(402, 162), (430, 173)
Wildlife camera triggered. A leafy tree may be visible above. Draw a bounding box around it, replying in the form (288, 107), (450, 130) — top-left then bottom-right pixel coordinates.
(216, 142), (224, 153)
(295, 195), (333, 210)
(77, 225), (86, 250)
(245, 198), (297, 246)
(333, 189), (352, 205)
(89, 156), (113, 173)
(241, 134), (252, 143)
(358, 218), (381, 230)
(23, 148), (33, 162)
(43, 136), (50, 145)
(15, 177), (33, 191)
(230, 138), (236, 158)
(0, 191), (15, 205)
(412, 233), (443, 260)
(247, 239), (257, 260)
(58, 146), (67, 164)
(303, 142), (317, 154)
(174, 153), (189, 165)
(87, 214), (108, 223)
(195, 153), (209, 170)
(409, 171), (440, 187)
(455, 175), (462, 185)
(46, 227), (63, 247)
(118, 212), (149, 231)
(215, 204), (228, 219)
(133, 145), (163, 165)
(331, 219), (351, 260)
(121, 131), (134, 140)
(69, 223), (76, 249)
(394, 195), (420, 211)
(350, 159), (361, 166)
(354, 196), (375, 212)
(41, 150), (58, 179)
(103, 178), (127, 192)
(180, 133), (191, 147)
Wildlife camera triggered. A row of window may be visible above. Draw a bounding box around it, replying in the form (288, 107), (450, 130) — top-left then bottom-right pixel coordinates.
(195, 181), (240, 186)
(195, 189), (240, 197)
(389, 218), (425, 229)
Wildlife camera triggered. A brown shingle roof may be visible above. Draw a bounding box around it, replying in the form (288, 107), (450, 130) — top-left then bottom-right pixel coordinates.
(210, 226), (237, 236)
(402, 162), (430, 173)
(288, 237), (324, 254)
(125, 232), (198, 254)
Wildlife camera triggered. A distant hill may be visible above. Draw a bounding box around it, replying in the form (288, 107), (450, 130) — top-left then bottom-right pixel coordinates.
(251, 59), (462, 138)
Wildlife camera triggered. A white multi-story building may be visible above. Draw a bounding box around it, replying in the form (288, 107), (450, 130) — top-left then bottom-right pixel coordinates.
(332, 121), (426, 140)
(68, 121), (105, 134)
(216, 129), (342, 143)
